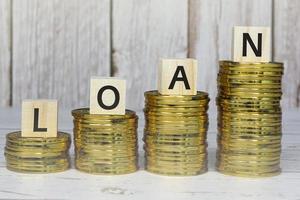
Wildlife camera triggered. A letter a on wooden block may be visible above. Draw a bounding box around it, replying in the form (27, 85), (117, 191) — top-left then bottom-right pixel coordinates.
(233, 26), (271, 62)
(90, 77), (126, 115)
(158, 59), (197, 95)
(21, 100), (58, 137)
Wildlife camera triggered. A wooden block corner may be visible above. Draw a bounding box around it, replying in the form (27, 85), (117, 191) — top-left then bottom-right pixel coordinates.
(90, 77), (126, 115)
(21, 99), (58, 137)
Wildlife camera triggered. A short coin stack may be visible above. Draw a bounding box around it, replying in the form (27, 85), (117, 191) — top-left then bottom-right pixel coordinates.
(5, 131), (71, 173)
(216, 61), (284, 177)
(144, 90), (210, 176)
(72, 108), (138, 175)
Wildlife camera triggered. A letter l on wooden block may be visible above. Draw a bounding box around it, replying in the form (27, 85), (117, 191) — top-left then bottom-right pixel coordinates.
(21, 100), (58, 137)
(158, 59), (197, 95)
(90, 78), (126, 115)
(232, 26), (271, 63)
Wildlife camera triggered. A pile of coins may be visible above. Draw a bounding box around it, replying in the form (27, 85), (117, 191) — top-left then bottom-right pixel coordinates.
(216, 61), (284, 177)
(5, 131), (71, 173)
(72, 108), (138, 175)
(144, 90), (210, 176)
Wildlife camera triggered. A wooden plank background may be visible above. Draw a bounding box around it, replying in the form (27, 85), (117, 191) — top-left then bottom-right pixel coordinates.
(12, 0), (110, 108)
(273, 0), (300, 108)
(0, 0), (11, 107)
(0, 0), (299, 110)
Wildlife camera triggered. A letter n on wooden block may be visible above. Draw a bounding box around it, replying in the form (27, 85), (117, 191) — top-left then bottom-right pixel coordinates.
(21, 100), (58, 137)
(158, 59), (197, 95)
(233, 26), (271, 63)
(90, 77), (126, 115)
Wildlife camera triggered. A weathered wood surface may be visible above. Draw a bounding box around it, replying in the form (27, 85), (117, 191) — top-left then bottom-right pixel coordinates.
(0, 0), (11, 106)
(274, 0), (300, 108)
(12, 0), (110, 108)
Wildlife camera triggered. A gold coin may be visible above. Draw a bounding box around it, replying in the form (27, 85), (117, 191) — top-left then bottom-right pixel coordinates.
(219, 60), (283, 69)
(217, 161), (280, 172)
(216, 61), (283, 178)
(144, 90), (209, 176)
(144, 134), (206, 141)
(146, 163), (207, 176)
(216, 163), (281, 178)
(218, 155), (281, 163)
(145, 90), (209, 100)
(5, 131), (71, 173)
(5, 155), (70, 173)
(6, 131), (71, 145)
(72, 108), (138, 175)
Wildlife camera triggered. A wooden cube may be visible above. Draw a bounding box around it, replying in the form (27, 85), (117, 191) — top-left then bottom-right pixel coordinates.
(21, 100), (58, 137)
(232, 26), (271, 63)
(158, 59), (197, 95)
(90, 77), (126, 115)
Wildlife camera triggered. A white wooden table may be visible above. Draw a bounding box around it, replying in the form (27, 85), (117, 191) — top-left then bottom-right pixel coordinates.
(0, 108), (299, 200)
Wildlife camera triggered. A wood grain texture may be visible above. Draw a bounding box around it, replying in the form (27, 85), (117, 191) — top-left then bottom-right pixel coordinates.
(189, 0), (272, 108)
(232, 26), (271, 62)
(158, 59), (197, 95)
(274, 0), (300, 108)
(0, 0), (11, 106)
(21, 100), (58, 137)
(89, 78), (126, 115)
(112, 0), (188, 111)
(12, 0), (110, 108)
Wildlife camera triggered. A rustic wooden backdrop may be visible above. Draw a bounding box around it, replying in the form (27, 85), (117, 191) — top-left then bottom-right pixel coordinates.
(0, 0), (299, 110)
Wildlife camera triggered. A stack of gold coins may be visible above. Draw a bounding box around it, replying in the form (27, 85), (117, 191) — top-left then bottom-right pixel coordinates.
(144, 90), (210, 176)
(216, 61), (284, 177)
(72, 108), (138, 175)
(5, 131), (71, 173)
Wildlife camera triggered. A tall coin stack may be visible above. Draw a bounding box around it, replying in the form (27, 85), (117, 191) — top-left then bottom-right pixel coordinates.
(72, 108), (138, 175)
(144, 90), (210, 176)
(216, 61), (284, 177)
(5, 131), (71, 173)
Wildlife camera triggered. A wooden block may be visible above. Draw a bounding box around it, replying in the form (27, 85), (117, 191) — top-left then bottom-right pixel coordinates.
(21, 100), (58, 137)
(90, 77), (126, 115)
(158, 59), (197, 95)
(232, 26), (271, 62)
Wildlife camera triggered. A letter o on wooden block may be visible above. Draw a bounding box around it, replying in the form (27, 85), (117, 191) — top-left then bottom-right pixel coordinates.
(21, 100), (58, 137)
(90, 77), (126, 115)
(158, 59), (198, 95)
